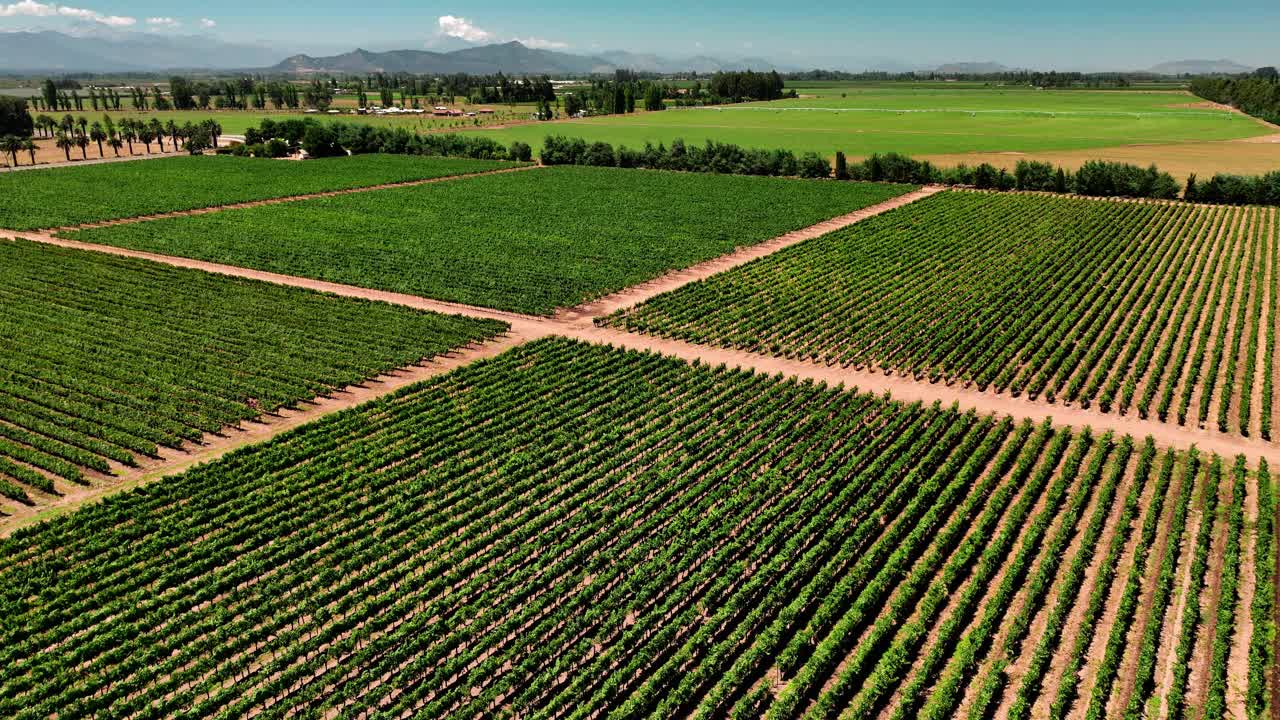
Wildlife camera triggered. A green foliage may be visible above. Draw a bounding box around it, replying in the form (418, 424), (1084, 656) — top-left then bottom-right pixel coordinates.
(0, 337), (1162, 718)
(0, 154), (515, 230)
(0, 240), (503, 504)
(0, 95), (33, 137)
(68, 165), (912, 315)
(611, 191), (1277, 437)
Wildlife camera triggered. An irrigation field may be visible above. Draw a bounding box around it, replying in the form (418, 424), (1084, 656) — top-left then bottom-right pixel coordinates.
(58, 166), (915, 314)
(0, 154), (518, 230)
(0, 338), (1269, 719)
(0, 239), (504, 509)
(610, 192), (1280, 439)
(469, 86), (1270, 160)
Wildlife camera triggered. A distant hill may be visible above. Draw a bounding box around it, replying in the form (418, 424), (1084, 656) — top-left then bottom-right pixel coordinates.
(273, 41), (785, 76)
(0, 30), (279, 72)
(934, 61), (1013, 75)
(1146, 59), (1254, 76)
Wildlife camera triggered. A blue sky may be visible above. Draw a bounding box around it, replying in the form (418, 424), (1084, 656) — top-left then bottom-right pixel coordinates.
(2, 0), (1277, 70)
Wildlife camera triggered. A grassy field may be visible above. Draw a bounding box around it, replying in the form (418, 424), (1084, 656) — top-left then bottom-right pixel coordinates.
(0, 239), (504, 507)
(0, 154), (517, 230)
(464, 87), (1269, 160)
(0, 337), (1265, 719)
(62, 166), (915, 314)
(610, 191), (1280, 438)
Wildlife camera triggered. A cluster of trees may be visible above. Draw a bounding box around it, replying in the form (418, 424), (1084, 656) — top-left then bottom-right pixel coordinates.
(0, 96), (33, 137)
(236, 118), (532, 162)
(832, 153), (1181, 199)
(1191, 69), (1280, 124)
(541, 135), (831, 177)
(12, 113), (223, 165)
(1185, 171), (1280, 206)
(558, 70), (790, 119)
(706, 70), (788, 101)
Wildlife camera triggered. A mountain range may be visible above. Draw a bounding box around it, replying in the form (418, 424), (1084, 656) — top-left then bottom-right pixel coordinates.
(0, 30), (279, 72)
(0, 31), (1266, 77)
(272, 42), (788, 76)
(1145, 59), (1255, 76)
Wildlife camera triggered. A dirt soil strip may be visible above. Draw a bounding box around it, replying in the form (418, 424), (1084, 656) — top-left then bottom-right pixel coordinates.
(1226, 460), (1260, 717)
(38, 163), (543, 232)
(5, 185), (1278, 535)
(555, 185), (946, 322)
(0, 332), (532, 538)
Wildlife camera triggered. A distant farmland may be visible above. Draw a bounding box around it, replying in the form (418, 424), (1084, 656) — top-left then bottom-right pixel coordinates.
(467, 86), (1270, 160)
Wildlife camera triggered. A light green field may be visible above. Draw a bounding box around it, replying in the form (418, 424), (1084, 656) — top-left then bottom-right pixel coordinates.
(462, 87), (1269, 159)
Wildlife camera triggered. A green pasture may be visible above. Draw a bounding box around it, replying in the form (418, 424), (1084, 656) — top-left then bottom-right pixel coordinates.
(466, 87), (1267, 158)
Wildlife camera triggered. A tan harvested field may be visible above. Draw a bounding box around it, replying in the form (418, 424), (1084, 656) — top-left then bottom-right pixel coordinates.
(0, 156), (1276, 719)
(922, 134), (1280, 182)
(0, 135), (185, 169)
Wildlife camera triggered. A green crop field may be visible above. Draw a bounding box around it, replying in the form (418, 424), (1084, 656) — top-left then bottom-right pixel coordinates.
(610, 192), (1280, 439)
(466, 87), (1268, 159)
(62, 166), (915, 314)
(0, 154), (517, 230)
(0, 338), (1266, 719)
(0, 239), (504, 506)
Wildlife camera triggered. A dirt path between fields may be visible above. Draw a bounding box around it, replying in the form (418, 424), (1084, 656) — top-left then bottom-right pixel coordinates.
(556, 186), (945, 322)
(4, 185), (1278, 535)
(0, 332), (532, 537)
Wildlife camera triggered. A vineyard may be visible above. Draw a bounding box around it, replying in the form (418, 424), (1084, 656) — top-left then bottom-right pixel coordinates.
(0, 154), (518, 230)
(609, 191), (1280, 438)
(0, 239), (505, 508)
(59, 166), (916, 314)
(0, 338), (1269, 719)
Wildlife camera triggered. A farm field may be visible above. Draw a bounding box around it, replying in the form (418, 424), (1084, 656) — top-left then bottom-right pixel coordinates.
(60, 165), (915, 314)
(0, 239), (505, 510)
(0, 337), (1269, 719)
(0, 154), (518, 230)
(609, 191), (1280, 439)
(467, 87), (1272, 162)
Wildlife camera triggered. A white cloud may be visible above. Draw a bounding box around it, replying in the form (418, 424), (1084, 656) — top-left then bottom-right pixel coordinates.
(146, 16), (178, 28)
(515, 35), (567, 50)
(198, 17), (215, 28)
(437, 14), (491, 43)
(0, 0), (55, 17)
(0, 1), (135, 26)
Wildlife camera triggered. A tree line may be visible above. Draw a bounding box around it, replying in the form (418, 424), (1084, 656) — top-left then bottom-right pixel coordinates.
(3, 112), (223, 166)
(1190, 70), (1280, 124)
(235, 118), (531, 162)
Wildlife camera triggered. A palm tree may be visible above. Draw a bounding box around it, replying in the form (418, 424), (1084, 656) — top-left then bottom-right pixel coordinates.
(138, 126), (154, 154)
(35, 114), (54, 137)
(108, 135), (123, 157)
(60, 114), (74, 134)
(74, 131), (89, 160)
(208, 119), (222, 148)
(102, 113), (116, 145)
(55, 133), (73, 161)
(119, 119), (135, 154)
(149, 119), (165, 152)
(75, 116), (88, 137)
(90, 122), (107, 157)
(165, 119), (179, 148)
(0, 135), (21, 167)
(23, 137), (37, 165)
